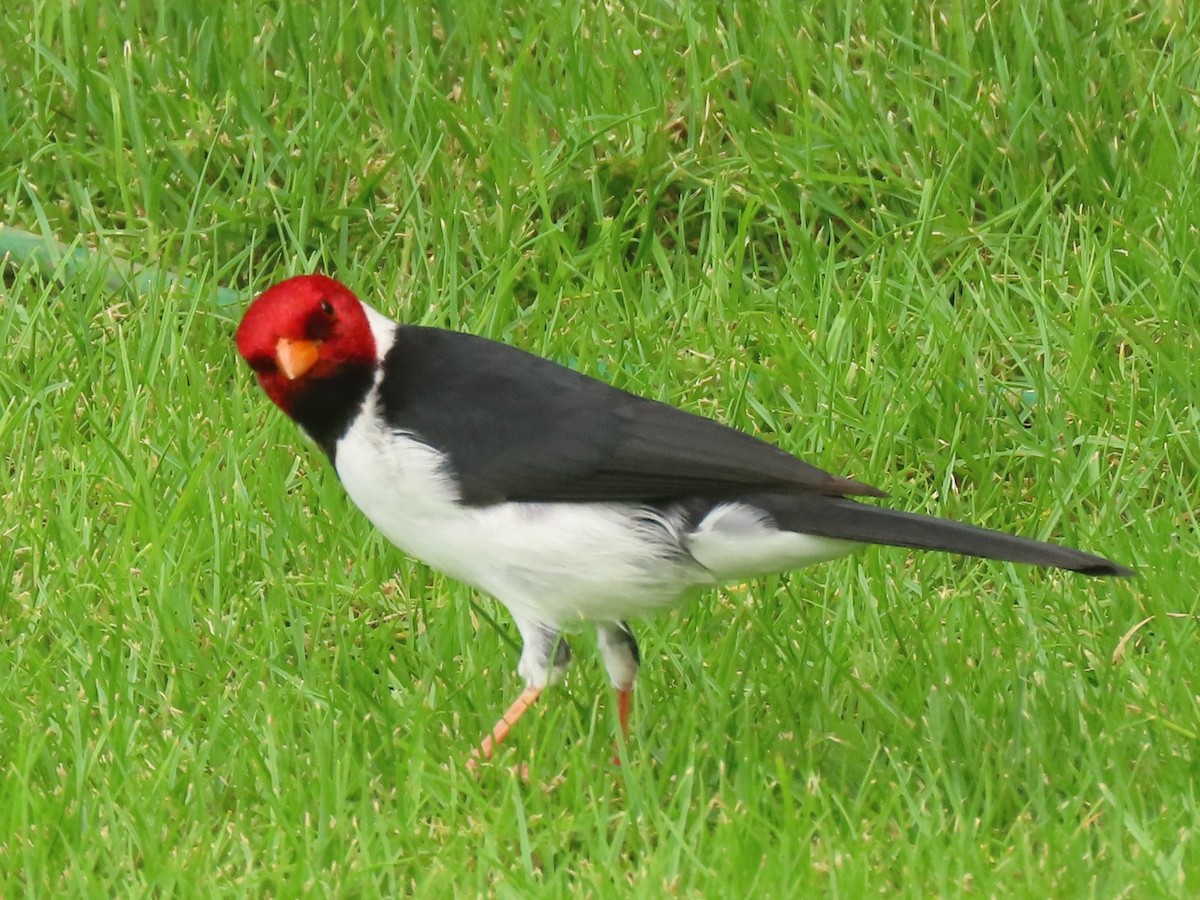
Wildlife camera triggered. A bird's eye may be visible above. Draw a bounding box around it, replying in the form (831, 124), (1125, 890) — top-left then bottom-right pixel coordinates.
(319, 299), (335, 316)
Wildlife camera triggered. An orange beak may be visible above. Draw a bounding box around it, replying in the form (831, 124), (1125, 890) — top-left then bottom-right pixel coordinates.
(275, 338), (321, 380)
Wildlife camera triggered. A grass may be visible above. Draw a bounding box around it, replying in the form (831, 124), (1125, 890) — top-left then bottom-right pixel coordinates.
(2, 0), (1198, 894)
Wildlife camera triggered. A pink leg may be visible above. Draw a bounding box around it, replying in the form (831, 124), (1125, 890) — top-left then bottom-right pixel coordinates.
(617, 687), (633, 740)
(470, 685), (542, 765)
(612, 686), (633, 765)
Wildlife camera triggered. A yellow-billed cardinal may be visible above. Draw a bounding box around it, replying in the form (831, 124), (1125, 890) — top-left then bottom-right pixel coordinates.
(236, 274), (1132, 761)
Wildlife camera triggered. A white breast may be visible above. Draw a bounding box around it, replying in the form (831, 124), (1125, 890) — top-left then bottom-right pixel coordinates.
(334, 395), (713, 628)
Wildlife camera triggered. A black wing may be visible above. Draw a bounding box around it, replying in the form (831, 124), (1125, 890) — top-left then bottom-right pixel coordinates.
(377, 326), (885, 506)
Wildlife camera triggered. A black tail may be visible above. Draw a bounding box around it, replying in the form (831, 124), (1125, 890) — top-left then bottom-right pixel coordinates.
(753, 494), (1133, 577)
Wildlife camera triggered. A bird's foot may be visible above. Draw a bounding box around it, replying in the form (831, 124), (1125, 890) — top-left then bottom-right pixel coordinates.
(610, 686), (633, 766)
(467, 684), (542, 770)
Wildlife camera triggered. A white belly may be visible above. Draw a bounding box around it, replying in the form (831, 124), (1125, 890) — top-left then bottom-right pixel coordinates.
(335, 404), (712, 627)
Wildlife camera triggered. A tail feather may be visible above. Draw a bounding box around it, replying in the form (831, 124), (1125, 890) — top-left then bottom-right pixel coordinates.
(750, 494), (1133, 577)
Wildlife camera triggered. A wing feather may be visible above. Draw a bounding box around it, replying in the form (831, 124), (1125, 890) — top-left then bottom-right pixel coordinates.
(377, 326), (883, 505)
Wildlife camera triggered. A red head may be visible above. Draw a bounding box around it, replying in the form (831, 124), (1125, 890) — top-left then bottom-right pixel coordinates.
(235, 274), (377, 416)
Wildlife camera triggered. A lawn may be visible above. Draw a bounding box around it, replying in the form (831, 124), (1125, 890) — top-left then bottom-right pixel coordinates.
(2, 0), (1197, 895)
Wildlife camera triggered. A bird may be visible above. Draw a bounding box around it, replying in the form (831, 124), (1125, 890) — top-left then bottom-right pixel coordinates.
(235, 273), (1132, 762)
